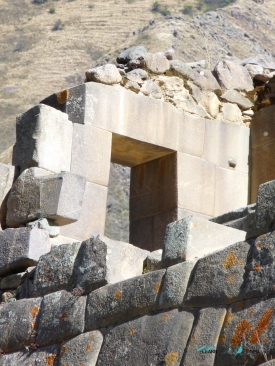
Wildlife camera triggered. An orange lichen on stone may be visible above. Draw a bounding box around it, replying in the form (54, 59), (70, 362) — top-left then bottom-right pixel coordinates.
(60, 313), (67, 321)
(31, 321), (37, 329)
(249, 308), (274, 344)
(114, 291), (122, 299)
(254, 264), (261, 272)
(236, 301), (244, 311)
(222, 252), (237, 269)
(169, 281), (173, 285)
(224, 311), (233, 328)
(46, 355), (56, 366)
(226, 273), (236, 285)
(256, 243), (262, 248)
(109, 355), (114, 360)
(91, 334), (95, 339)
(191, 334), (196, 342)
(193, 223), (198, 228)
(164, 351), (178, 366)
(30, 306), (39, 318)
(162, 313), (169, 322)
(239, 259), (243, 265)
(57, 90), (70, 104)
(218, 334), (226, 344)
(98, 302), (102, 306)
(62, 346), (67, 353)
(155, 283), (161, 292)
(129, 329), (136, 336)
(249, 311), (254, 317)
(86, 344), (91, 351)
(231, 319), (252, 347)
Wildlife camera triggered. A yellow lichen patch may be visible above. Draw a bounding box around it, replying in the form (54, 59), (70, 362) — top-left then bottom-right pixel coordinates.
(249, 308), (274, 344)
(239, 259), (243, 265)
(224, 311), (233, 328)
(162, 313), (169, 322)
(254, 264), (261, 272)
(129, 329), (136, 336)
(222, 252), (237, 269)
(164, 351), (178, 366)
(30, 306), (39, 318)
(60, 313), (67, 321)
(86, 344), (91, 351)
(249, 311), (254, 317)
(191, 334), (196, 342)
(231, 319), (252, 347)
(218, 333), (226, 345)
(57, 89), (70, 104)
(114, 291), (122, 300)
(226, 272), (236, 285)
(62, 346), (67, 353)
(155, 283), (161, 292)
(46, 355), (56, 366)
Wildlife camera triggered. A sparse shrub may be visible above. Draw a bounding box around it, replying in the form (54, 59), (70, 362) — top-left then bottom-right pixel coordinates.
(152, 1), (160, 12)
(33, 0), (48, 4)
(89, 4), (94, 9)
(52, 19), (64, 31)
(182, 4), (193, 15)
(126, 0), (134, 3)
(161, 5), (170, 16)
(49, 8), (55, 14)
(152, 2), (170, 16)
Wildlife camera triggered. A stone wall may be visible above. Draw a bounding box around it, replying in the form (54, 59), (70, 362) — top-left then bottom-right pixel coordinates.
(1, 47), (275, 365)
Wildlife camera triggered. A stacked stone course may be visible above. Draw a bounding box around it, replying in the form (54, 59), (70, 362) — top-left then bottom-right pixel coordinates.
(1, 46), (275, 365)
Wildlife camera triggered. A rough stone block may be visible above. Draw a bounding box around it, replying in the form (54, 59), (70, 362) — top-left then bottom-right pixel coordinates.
(96, 308), (196, 366)
(177, 113), (205, 157)
(0, 297), (42, 352)
(70, 124), (112, 186)
(177, 152), (216, 216)
(203, 119), (250, 174)
(101, 235), (149, 284)
(60, 331), (103, 366)
(31, 236), (107, 297)
(86, 64), (122, 84)
(13, 104), (73, 174)
(130, 153), (177, 221)
(162, 215), (245, 265)
(6, 168), (86, 227)
(0, 269), (33, 290)
(183, 306), (227, 366)
(130, 208), (178, 251)
(36, 290), (86, 347)
(0, 227), (50, 276)
(250, 105), (275, 149)
(26, 218), (59, 238)
(0, 163), (15, 229)
(85, 269), (166, 330)
(158, 261), (195, 309)
(177, 207), (212, 220)
(60, 181), (107, 241)
(216, 295), (275, 365)
(142, 52), (170, 74)
(214, 60), (254, 91)
(185, 231), (275, 307)
(0, 344), (60, 366)
(117, 46), (147, 64)
(214, 167), (249, 216)
(221, 90), (253, 109)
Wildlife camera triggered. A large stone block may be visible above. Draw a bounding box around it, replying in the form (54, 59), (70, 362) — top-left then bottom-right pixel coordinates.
(0, 227), (50, 276)
(213, 60), (254, 92)
(13, 104), (73, 174)
(36, 290), (86, 347)
(60, 181), (107, 241)
(162, 215), (246, 265)
(183, 306), (227, 366)
(214, 167), (249, 216)
(0, 344), (60, 366)
(216, 295), (275, 365)
(203, 119), (250, 174)
(0, 163), (15, 229)
(177, 113), (205, 157)
(60, 331), (103, 366)
(96, 308), (196, 366)
(0, 297), (42, 352)
(70, 124), (112, 186)
(6, 168), (86, 227)
(31, 236), (107, 297)
(130, 153), (177, 221)
(251, 105), (275, 149)
(85, 269), (166, 330)
(158, 261), (195, 309)
(101, 235), (149, 284)
(177, 152), (216, 216)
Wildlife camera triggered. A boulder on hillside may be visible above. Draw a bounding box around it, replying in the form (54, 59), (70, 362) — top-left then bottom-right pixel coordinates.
(117, 46), (147, 64)
(86, 64), (122, 85)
